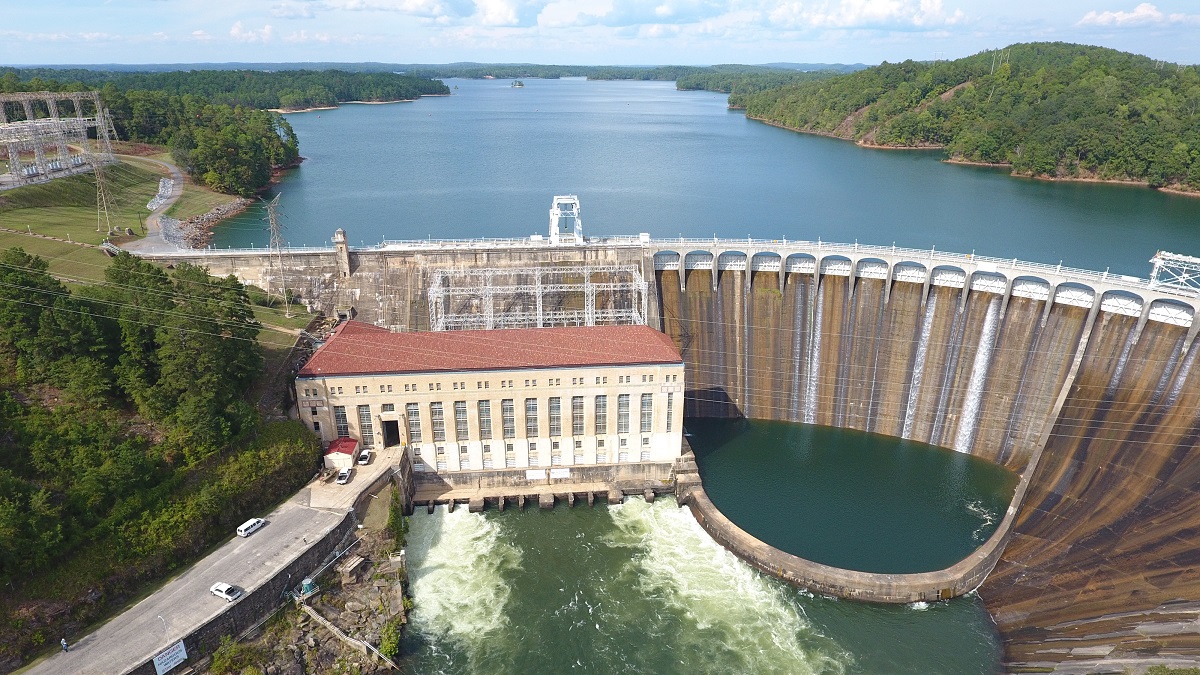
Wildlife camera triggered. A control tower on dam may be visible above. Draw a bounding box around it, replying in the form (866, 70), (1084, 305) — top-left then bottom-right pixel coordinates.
(130, 231), (1200, 671)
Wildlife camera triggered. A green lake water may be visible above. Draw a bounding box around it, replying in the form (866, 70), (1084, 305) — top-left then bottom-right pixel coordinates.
(688, 419), (1019, 573)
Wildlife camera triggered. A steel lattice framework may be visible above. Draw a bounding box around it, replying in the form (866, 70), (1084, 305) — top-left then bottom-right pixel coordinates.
(0, 91), (116, 189)
(428, 264), (648, 331)
(1150, 251), (1200, 296)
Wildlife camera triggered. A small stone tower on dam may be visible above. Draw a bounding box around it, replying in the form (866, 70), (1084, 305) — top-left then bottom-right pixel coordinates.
(137, 223), (1200, 671)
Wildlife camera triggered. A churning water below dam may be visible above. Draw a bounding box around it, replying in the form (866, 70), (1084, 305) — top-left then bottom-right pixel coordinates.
(690, 419), (1019, 574)
(401, 496), (1002, 674)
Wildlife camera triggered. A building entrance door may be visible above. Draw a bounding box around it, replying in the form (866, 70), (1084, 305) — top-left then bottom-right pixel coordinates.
(382, 420), (401, 447)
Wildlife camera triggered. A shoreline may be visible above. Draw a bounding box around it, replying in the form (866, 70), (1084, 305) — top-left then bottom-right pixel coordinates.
(746, 115), (1200, 198)
(270, 98), (417, 114)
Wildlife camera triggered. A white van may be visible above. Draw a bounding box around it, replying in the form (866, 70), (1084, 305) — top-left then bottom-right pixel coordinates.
(237, 517), (265, 537)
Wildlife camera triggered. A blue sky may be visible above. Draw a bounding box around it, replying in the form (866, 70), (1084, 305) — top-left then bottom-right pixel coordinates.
(2, 1), (1197, 66)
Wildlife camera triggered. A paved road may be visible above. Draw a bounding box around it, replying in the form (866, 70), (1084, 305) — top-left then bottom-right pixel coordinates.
(25, 443), (405, 675)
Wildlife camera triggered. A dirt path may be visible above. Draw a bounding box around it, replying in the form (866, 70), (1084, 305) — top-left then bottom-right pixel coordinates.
(117, 155), (187, 255)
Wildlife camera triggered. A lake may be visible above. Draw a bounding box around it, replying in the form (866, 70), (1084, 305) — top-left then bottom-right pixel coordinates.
(217, 77), (1200, 279)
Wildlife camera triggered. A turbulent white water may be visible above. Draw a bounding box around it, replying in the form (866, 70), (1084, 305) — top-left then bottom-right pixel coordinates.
(803, 282), (824, 424)
(406, 506), (522, 667)
(965, 498), (998, 543)
(606, 498), (850, 675)
(902, 294), (938, 439)
(952, 296), (1001, 453)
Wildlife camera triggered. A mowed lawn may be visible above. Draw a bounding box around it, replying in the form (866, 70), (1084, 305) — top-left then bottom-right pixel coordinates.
(0, 230), (115, 283)
(0, 160), (163, 243)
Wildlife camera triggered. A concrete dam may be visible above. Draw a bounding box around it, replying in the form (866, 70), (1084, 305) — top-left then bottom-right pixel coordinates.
(136, 235), (1200, 671)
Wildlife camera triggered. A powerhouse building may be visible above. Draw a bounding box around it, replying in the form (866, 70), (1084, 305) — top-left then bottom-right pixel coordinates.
(295, 321), (685, 472)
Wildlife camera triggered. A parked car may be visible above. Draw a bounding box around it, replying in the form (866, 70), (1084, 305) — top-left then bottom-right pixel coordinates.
(336, 467), (352, 484)
(210, 582), (242, 602)
(237, 517), (265, 537)
(357, 449), (373, 465)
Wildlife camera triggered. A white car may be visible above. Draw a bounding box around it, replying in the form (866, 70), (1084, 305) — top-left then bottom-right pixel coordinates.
(357, 449), (373, 465)
(210, 582), (242, 602)
(336, 467), (352, 484)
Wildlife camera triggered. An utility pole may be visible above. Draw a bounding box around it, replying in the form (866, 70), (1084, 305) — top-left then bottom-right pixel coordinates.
(266, 193), (293, 317)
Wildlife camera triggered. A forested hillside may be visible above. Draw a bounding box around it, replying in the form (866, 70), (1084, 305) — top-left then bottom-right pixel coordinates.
(0, 249), (318, 668)
(0, 68), (450, 110)
(103, 89), (299, 196)
(675, 69), (839, 106)
(1, 68), (451, 195)
(741, 43), (1200, 190)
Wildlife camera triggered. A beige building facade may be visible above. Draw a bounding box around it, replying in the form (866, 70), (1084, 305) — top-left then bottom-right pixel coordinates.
(295, 321), (685, 474)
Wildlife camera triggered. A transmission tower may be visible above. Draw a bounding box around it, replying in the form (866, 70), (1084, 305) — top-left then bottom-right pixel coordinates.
(91, 103), (118, 234)
(94, 160), (115, 233)
(266, 193), (293, 317)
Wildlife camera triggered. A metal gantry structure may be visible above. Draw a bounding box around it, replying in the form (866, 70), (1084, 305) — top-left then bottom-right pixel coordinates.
(0, 91), (117, 190)
(428, 264), (648, 331)
(1150, 251), (1200, 296)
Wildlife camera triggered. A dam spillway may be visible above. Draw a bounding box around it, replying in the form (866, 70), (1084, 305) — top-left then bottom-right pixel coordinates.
(132, 235), (1200, 671)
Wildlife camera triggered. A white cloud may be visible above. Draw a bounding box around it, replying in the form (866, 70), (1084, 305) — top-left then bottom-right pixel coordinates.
(272, 2), (317, 18)
(1077, 2), (1200, 26)
(319, 0), (476, 19)
(0, 30), (70, 42)
(79, 32), (121, 42)
(768, 0), (963, 30)
(191, 29), (213, 41)
(230, 21), (274, 42)
(151, 31), (169, 41)
(585, 0), (730, 27)
(284, 29), (333, 42)
(472, 0), (549, 26)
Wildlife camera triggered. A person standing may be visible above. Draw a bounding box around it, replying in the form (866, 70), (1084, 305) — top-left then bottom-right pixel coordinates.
(60, 638), (68, 653)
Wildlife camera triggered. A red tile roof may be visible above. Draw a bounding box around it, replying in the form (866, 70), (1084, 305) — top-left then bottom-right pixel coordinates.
(299, 321), (682, 378)
(326, 438), (358, 456)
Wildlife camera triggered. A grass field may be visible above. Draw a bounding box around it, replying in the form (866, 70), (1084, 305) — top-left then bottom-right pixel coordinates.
(0, 230), (115, 283)
(0, 160), (162, 243)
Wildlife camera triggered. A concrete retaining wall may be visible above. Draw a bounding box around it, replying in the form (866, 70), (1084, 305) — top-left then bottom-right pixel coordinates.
(125, 514), (356, 675)
(682, 485), (1014, 603)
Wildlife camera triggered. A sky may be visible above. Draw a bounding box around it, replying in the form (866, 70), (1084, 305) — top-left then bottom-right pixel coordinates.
(1, 0), (1198, 67)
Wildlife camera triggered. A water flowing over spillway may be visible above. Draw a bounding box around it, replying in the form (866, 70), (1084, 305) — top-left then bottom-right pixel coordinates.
(902, 294), (937, 440)
(803, 280), (823, 424)
(953, 296), (1001, 453)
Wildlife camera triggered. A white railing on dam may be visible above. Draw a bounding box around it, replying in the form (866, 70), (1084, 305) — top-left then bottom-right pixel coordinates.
(155, 234), (652, 258)
(650, 237), (1155, 290)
